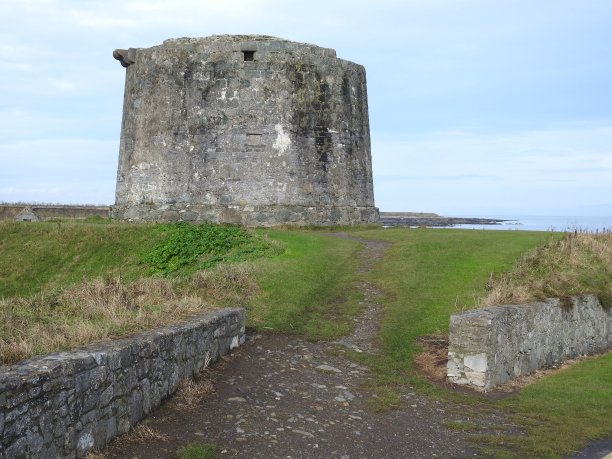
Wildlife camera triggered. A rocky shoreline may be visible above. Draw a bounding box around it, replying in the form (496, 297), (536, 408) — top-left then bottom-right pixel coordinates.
(379, 213), (508, 227)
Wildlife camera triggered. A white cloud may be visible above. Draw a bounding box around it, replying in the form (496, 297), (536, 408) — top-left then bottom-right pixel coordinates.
(0, 0), (610, 215)
(372, 122), (612, 215)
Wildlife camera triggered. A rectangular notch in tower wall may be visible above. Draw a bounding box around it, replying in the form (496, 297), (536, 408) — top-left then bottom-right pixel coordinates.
(242, 50), (255, 61)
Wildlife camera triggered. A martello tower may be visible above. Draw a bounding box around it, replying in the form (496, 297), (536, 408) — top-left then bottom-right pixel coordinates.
(112, 35), (378, 226)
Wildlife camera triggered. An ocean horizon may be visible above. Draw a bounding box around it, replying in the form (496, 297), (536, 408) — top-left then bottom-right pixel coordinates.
(444, 215), (612, 232)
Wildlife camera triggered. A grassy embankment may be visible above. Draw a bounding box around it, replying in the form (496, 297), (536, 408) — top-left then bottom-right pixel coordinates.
(0, 220), (282, 363)
(0, 219), (157, 298)
(482, 230), (612, 308)
(1, 220), (610, 457)
(475, 230), (612, 457)
(0, 221), (362, 364)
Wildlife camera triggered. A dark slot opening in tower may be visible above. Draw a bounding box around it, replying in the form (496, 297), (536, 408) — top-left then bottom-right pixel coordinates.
(242, 50), (255, 61)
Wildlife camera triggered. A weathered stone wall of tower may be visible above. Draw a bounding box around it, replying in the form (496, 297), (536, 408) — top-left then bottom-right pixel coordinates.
(112, 35), (378, 226)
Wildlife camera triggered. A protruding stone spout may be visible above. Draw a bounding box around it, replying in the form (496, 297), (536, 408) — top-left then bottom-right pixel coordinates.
(113, 48), (135, 67)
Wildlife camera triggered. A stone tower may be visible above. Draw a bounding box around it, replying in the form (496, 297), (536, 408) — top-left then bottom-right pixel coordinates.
(112, 35), (378, 226)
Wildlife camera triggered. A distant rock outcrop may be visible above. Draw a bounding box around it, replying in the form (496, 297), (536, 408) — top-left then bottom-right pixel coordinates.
(379, 212), (507, 227)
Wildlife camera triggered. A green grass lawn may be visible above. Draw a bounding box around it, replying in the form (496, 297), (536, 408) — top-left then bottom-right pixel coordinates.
(246, 230), (363, 340)
(1, 221), (609, 457)
(353, 227), (556, 376)
(481, 351), (612, 458)
(0, 220), (163, 298)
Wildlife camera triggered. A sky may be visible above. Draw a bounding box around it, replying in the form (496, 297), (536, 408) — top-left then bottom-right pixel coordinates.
(1, 0), (611, 216)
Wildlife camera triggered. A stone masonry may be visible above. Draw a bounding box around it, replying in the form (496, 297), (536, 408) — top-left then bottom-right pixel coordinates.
(0, 205), (110, 222)
(0, 308), (245, 458)
(112, 35), (378, 226)
(447, 295), (611, 390)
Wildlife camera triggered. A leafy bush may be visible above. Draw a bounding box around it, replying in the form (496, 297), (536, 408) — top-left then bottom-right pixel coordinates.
(142, 222), (277, 275)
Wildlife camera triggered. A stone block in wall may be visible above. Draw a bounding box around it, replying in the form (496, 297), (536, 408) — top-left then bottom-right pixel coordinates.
(447, 295), (611, 390)
(0, 308), (245, 458)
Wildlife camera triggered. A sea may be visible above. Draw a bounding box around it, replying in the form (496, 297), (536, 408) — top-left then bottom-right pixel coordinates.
(444, 215), (612, 232)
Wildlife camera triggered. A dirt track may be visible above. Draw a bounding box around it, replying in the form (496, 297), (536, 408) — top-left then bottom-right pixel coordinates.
(102, 236), (502, 458)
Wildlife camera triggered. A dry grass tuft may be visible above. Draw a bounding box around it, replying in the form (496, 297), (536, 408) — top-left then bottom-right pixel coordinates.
(0, 263), (260, 365)
(175, 377), (215, 408)
(174, 352), (215, 408)
(481, 231), (612, 308)
(187, 262), (260, 306)
(413, 335), (449, 383)
(101, 422), (170, 457)
(84, 452), (107, 459)
(128, 424), (170, 443)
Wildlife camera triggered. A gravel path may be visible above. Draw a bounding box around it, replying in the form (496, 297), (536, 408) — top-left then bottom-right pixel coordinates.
(103, 235), (494, 458)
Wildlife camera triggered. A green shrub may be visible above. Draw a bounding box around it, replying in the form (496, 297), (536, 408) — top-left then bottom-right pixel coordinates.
(142, 222), (277, 275)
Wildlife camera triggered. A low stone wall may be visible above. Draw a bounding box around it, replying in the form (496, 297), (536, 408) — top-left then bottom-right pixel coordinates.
(447, 295), (611, 390)
(0, 205), (110, 221)
(0, 308), (245, 458)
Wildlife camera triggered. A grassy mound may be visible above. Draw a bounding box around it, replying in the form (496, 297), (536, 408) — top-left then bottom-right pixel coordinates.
(0, 220), (161, 298)
(0, 221), (279, 364)
(483, 230), (612, 308)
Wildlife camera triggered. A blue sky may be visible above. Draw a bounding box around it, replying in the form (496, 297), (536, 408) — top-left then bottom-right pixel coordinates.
(1, 0), (611, 216)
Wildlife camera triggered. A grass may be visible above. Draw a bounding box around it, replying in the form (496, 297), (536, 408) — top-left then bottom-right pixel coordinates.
(1, 221), (610, 457)
(0, 220), (163, 298)
(127, 424), (170, 442)
(346, 227), (611, 457)
(443, 419), (480, 432)
(0, 221), (275, 364)
(0, 222), (360, 363)
(345, 227), (556, 405)
(176, 442), (218, 459)
(245, 230), (363, 340)
(483, 230), (612, 308)
(174, 351), (215, 409)
(477, 351), (612, 458)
